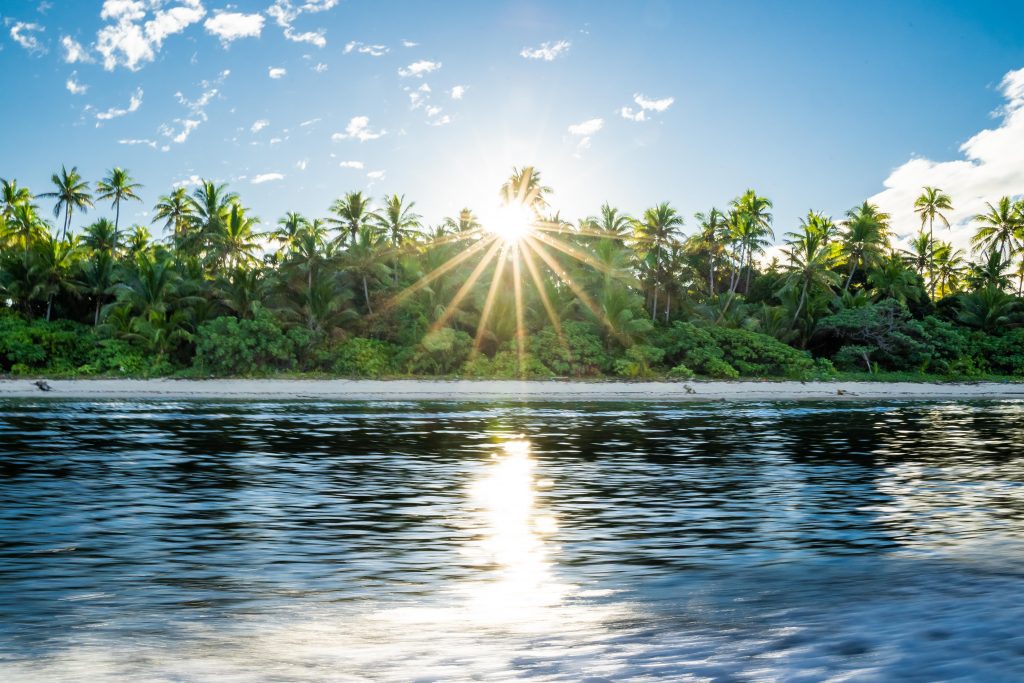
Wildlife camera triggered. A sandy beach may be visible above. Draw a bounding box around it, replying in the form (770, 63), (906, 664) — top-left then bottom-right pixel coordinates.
(0, 378), (1022, 401)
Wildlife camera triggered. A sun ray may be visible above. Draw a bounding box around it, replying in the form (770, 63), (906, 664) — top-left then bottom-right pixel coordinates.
(520, 240), (566, 347)
(429, 237), (504, 332)
(533, 222), (655, 244)
(389, 233), (496, 310)
(471, 243), (511, 356)
(523, 236), (625, 343)
(511, 243), (527, 376)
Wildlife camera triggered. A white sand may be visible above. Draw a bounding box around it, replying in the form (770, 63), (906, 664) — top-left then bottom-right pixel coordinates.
(0, 378), (1022, 401)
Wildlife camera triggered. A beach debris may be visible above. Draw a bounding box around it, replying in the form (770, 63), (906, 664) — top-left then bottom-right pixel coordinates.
(836, 388), (856, 396)
(33, 380), (52, 392)
(684, 385), (696, 395)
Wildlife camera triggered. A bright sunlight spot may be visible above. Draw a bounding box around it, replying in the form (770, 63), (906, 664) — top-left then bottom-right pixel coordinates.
(483, 202), (536, 244)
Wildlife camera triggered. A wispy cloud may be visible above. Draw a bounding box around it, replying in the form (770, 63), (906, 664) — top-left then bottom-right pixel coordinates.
(401, 39), (418, 47)
(332, 116), (385, 142)
(871, 66), (1024, 251)
(95, 87), (143, 123)
(118, 138), (157, 148)
(398, 59), (441, 77)
(367, 170), (386, 180)
(450, 85), (466, 100)
(251, 119), (269, 133)
(159, 69), (229, 146)
(204, 11), (264, 45)
(66, 72), (88, 95)
(96, 0), (206, 71)
(312, 62), (327, 73)
(267, 0), (338, 48)
(520, 40), (570, 61)
(568, 117), (603, 155)
(344, 41), (388, 56)
(7, 20), (46, 53)
(621, 92), (675, 121)
(339, 160), (364, 169)
(268, 66), (287, 79)
(60, 35), (92, 63)
(251, 172), (284, 184)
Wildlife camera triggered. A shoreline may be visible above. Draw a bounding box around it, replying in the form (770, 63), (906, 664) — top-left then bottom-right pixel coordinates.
(1, 378), (1023, 401)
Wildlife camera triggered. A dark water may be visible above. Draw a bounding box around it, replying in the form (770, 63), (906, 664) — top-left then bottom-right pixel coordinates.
(3, 399), (1024, 681)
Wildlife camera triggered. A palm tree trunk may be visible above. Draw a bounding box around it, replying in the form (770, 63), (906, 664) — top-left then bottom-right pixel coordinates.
(94, 298), (101, 327)
(46, 295), (53, 322)
(664, 290), (670, 323)
(844, 257), (857, 293)
(651, 283), (658, 321)
(928, 216), (936, 299)
(792, 281), (807, 325)
(114, 199), (121, 240)
(709, 256), (715, 296)
(363, 276), (373, 314)
(744, 254), (753, 293)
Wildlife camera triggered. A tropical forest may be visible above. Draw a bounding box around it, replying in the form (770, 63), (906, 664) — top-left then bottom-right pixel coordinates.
(1, 165), (1023, 380)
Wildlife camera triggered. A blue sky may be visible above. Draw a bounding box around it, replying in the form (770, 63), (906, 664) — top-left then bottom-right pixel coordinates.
(3, 0), (1024, 248)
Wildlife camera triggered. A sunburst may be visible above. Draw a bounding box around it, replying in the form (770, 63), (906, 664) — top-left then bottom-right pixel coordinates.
(388, 167), (635, 376)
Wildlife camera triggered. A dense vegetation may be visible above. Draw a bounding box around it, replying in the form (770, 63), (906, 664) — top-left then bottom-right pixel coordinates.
(1, 165), (1023, 380)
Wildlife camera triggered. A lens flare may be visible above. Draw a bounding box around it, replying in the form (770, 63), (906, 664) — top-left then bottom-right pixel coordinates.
(484, 202), (535, 244)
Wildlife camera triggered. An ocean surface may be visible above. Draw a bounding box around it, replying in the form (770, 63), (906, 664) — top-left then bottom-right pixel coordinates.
(2, 399), (1024, 681)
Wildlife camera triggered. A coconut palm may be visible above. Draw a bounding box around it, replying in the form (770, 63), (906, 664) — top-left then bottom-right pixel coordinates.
(442, 208), (481, 234)
(189, 181), (238, 251)
(932, 241), (967, 298)
(691, 208), (727, 295)
(913, 186), (953, 298)
(96, 167), (143, 238)
(780, 211), (841, 326)
(840, 202), (890, 292)
(633, 202), (684, 319)
(39, 165), (94, 240)
(343, 225), (390, 314)
(500, 166), (552, 210)
(729, 190), (774, 292)
(152, 187), (196, 243)
(329, 191), (379, 246)
(971, 196), (1022, 262)
(1, 178), (32, 220)
(375, 193), (422, 247)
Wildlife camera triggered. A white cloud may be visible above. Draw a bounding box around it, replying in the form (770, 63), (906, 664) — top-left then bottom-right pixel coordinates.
(870, 65), (1024, 252)
(620, 107), (646, 122)
(251, 119), (269, 133)
(344, 41), (388, 56)
(367, 170), (386, 180)
(173, 174), (203, 188)
(160, 118), (201, 143)
(398, 59), (440, 77)
(300, 117), (321, 127)
(332, 116), (385, 142)
(268, 66), (287, 79)
(118, 138), (157, 148)
(267, 0), (337, 47)
(296, 159), (308, 171)
(568, 117), (603, 136)
(568, 118), (603, 156)
(251, 172), (284, 184)
(621, 93), (674, 122)
(450, 85), (466, 100)
(66, 73), (88, 95)
(204, 11), (264, 45)
(428, 114), (451, 127)
(401, 39), (417, 47)
(313, 62), (327, 73)
(520, 40), (570, 61)
(96, 0), (205, 71)
(61, 36), (92, 63)
(8, 21), (46, 53)
(408, 83), (430, 109)
(339, 160), (364, 169)
(95, 87), (143, 122)
(634, 93), (674, 112)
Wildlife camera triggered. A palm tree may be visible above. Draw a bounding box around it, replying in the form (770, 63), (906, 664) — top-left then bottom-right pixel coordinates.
(869, 253), (924, 304)
(1, 178), (32, 220)
(913, 186), (953, 298)
(729, 190), (774, 292)
(152, 187), (196, 243)
(500, 166), (552, 210)
(189, 180), (238, 253)
(589, 203), (632, 237)
(274, 211), (308, 251)
(214, 204), (261, 269)
(96, 167), (143, 238)
(633, 202), (684, 319)
(931, 241), (967, 298)
(691, 207), (727, 295)
(781, 211), (841, 327)
(442, 208), (481, 234)
(840, 202), (890, 292)
(375, 193), (422, 247)
(329, 191), (379, 246)
(82, 218), (119, 254)
(40, 165), (94, 240)
(971, 196), (1022, 262)
(342, 225), (390, 314)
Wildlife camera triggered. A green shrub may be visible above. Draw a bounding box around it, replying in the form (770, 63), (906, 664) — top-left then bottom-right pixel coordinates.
(666, 363), (695, 379)
(834, 344), (876, 372)
(463, 347), (553, 378)
(194, 310), (296, 376)
(0, 312), (98, 373)
(330, 337), (397, 377)
(528, 321), (611, 376)
(613, 344), (665, 378)
(407, 327), (472, 375)
(706, 327), (815, 377)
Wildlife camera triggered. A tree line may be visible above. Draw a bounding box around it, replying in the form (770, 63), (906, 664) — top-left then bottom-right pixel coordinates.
(1, 164), (1023, 379)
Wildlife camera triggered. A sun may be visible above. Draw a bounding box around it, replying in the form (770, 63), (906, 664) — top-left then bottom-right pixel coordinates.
(484, 202), (536, 244)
